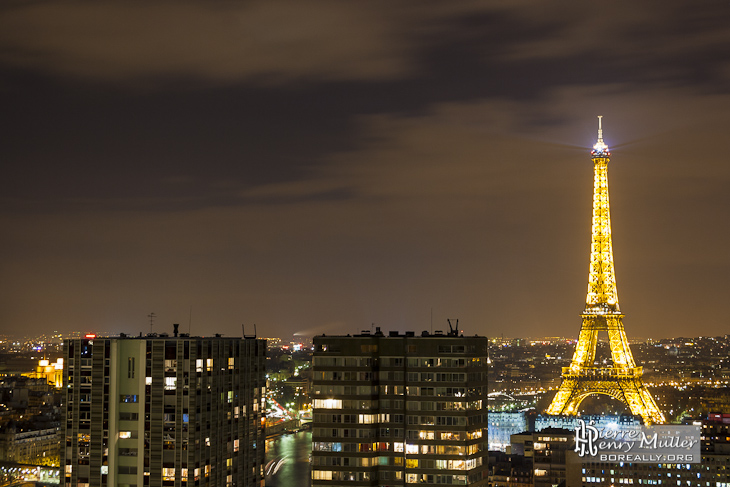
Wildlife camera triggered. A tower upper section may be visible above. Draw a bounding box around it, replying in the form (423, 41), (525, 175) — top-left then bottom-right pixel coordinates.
(585, 116), (619, 314)
(591, 115), (610, 157)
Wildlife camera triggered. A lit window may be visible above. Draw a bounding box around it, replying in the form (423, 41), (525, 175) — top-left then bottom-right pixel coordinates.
(119, 431), (132, 439)
(312, 471), (333, 480)
(419, 430), (434, 440)
(313, 399), (342, 409)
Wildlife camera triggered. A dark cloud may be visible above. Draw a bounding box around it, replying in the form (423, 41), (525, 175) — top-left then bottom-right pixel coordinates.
(0, 0), (416, 83)
(4, 1), (727, 91)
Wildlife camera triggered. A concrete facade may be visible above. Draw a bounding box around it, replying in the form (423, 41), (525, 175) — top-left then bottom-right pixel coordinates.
(62, 334), (266, 487)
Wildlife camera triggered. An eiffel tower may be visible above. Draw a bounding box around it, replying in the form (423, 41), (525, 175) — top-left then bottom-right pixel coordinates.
(546, 117), (665, 425)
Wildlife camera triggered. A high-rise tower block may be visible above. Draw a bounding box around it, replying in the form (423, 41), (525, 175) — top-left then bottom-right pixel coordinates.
(61, 333), (267, 486)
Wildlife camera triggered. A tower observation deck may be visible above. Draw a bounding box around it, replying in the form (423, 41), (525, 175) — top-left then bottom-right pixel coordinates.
(546, 117), (665, 425)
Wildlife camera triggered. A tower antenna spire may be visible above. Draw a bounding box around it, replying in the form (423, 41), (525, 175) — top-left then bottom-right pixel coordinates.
(591, 115), (609, 156)
(148, 312), (156, 335)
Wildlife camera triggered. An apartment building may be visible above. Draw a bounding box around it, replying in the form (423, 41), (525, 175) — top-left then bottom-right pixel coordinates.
(62, 329), (266, 487)
(311, 327), (489, 486)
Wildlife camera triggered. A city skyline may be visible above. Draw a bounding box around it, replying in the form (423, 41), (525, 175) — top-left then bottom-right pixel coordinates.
(2, 1), (730, 340)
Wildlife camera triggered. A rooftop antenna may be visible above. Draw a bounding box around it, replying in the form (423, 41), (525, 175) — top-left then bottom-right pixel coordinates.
(447, 319), (458, 337)
(148, 312), (156, 334)
(188, 306), (192, 335)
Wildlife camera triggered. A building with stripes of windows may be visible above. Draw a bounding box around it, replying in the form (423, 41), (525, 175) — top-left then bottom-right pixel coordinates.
(311, 326), (489, 486)
(61, 327), (266, 487)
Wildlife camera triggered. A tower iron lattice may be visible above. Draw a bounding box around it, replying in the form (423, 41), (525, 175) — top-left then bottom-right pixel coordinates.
(546, 117), (665, 425)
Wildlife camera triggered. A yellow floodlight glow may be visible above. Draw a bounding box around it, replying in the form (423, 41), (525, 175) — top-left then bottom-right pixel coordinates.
(547, 118), (665, 425)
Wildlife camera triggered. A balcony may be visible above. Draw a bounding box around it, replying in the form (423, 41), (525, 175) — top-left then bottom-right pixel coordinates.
(562, 366), (642, 379)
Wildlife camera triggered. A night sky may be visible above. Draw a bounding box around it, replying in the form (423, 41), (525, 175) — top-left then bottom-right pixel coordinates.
(2, 1), (729, 340)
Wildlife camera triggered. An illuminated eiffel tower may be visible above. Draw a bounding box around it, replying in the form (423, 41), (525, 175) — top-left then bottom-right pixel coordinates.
(546, 117), (665, 425)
